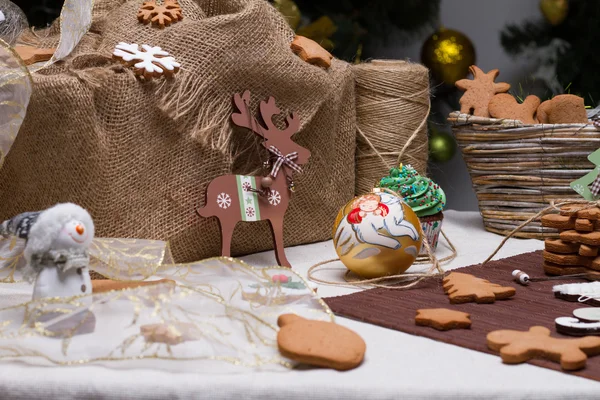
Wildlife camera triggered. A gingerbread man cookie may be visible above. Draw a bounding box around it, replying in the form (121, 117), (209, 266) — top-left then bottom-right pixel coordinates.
(277, 314), (365, 371)
(537, 94), (588, 124)
(487, 326), (600, 370)
(415, 308), (471, 331)
(488, 93), (540, 124)
(455, 65), (510, 117)
(442, 272), (516, 304)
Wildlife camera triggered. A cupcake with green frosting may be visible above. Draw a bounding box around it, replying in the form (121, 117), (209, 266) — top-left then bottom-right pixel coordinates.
(378, 164), (446, 253)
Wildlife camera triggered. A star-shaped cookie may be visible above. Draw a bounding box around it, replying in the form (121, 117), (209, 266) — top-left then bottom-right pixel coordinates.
(290, 35), (333, 69)
(415, 308), (471, 331)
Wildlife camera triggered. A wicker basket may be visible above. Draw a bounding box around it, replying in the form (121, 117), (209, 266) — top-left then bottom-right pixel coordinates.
(449, 111), (599, 239)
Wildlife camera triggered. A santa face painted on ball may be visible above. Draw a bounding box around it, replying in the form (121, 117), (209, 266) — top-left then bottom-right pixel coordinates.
(332, 189), (423, 279)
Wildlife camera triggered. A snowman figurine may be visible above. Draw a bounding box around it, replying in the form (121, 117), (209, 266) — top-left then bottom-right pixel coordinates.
(1, 203), (96, 335)
(1, 203), (95, 299)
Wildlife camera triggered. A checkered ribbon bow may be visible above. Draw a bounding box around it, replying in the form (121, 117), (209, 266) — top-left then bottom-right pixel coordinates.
(268, 145), (302, 177)
(591, 174), (600, 197)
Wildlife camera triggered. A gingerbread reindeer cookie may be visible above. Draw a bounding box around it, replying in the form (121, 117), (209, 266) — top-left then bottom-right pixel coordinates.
(488, 93), (540, 124)
(455, 65), (510, 117)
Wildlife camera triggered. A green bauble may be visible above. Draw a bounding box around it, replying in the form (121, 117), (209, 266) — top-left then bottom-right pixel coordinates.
(429, 131), (456, 162)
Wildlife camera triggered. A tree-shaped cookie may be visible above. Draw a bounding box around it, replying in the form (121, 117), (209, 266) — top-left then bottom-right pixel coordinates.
(442, 272), (516, 304)
(455, 65), (511, 117)
(138, 0), (183, 28)
(488, 93), (540, 124)
(487, 326), (600, 370)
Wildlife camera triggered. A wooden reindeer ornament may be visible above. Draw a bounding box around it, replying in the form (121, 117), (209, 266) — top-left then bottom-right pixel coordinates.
(197, 91), (310, 268)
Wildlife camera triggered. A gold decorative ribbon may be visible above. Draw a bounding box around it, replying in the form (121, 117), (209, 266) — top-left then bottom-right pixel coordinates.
(0, 237), (332, 371)
(0, 0), (94, 167)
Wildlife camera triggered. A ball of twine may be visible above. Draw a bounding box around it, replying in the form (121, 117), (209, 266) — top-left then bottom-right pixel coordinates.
(353, 60), (430, 195)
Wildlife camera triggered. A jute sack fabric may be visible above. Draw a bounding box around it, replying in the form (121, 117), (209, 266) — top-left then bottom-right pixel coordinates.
(0, 0), (356, 262)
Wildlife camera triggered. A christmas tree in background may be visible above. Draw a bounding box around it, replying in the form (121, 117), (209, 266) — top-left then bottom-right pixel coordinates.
(273, 0), (440, 61)
(501, 0), (599, 105)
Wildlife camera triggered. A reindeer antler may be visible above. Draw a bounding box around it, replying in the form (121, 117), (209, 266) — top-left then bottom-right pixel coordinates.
(231, 91), (300, 139)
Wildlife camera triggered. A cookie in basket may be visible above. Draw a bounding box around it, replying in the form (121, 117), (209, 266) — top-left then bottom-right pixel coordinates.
(455, 65), (510, 117)
(488, 93), (540, 124)
(537, 94), (588, 124)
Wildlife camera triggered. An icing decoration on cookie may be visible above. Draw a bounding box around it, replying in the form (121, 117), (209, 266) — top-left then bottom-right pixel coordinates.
(488, 93), (540, 124)
(138, 0), (183, 28)
(553, 281), (600, 306)
(455, 65), (510, 117)
(415, 308), (471, 331)
(487, 325), (600, 370)
(290, 35), (333, 69)
(112, 42), (180, 79)
(556, 317), (600, 337)
(442, 272), (516, 304)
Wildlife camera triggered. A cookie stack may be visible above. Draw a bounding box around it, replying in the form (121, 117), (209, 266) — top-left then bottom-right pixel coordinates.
(541, 206), (600, 275)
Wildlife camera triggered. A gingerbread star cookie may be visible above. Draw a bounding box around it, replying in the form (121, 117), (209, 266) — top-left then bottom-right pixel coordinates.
(415, 308), (471, 331)
(277, 314), (365, 371)
(488, 93), (540, 124)
(487, 326), (600, 370)
(290, 35), (333, 69)
(455, 65), (510, 117)
(442, 272), (516, 304)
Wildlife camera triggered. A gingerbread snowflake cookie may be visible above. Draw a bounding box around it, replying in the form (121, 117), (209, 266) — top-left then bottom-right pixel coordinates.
(138, 0), (183, 28)
(113, 42), (180, 79)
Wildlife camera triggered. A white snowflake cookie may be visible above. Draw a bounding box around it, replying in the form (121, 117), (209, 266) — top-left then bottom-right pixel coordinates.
(113, 42), (181, 79)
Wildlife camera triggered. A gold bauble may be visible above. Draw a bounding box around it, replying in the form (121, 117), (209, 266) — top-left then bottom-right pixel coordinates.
(332, 189), (423, 279)
(540, 0), (568, 26)
(421, 27), (475, 86)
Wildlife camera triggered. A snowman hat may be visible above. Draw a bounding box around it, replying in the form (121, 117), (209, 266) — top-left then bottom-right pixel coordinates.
(22, 203), (95, 262)
(0, 210), (41, 239)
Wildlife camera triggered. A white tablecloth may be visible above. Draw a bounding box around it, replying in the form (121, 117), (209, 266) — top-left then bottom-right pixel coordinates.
(2, 210), (600, 399)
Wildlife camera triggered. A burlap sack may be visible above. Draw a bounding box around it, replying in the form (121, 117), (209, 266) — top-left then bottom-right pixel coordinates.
(0, 0), (356, 262)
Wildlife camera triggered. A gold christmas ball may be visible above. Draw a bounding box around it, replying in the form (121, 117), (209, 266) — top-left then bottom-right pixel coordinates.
(332, 189), (423, 279)
(540, 0), (568, 26)
(421, 27), (475, 86)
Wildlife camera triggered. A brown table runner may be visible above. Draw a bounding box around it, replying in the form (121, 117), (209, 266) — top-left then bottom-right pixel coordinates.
(324, 251), (600, 381)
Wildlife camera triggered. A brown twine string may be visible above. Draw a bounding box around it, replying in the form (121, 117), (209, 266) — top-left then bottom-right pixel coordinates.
(307, 230), (456, 290)
(353, 60), (430, 195)
(483, 199), (600, 264)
